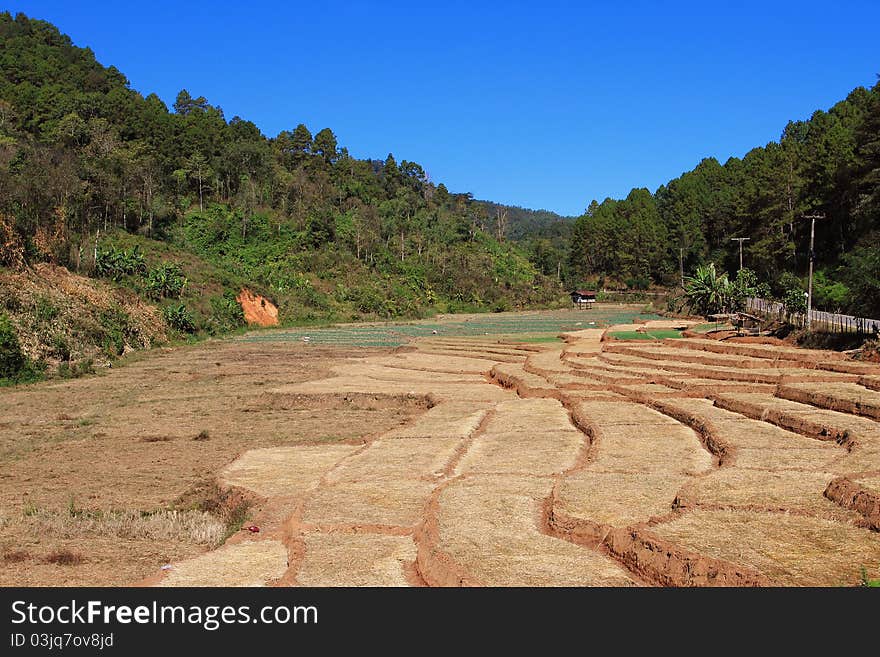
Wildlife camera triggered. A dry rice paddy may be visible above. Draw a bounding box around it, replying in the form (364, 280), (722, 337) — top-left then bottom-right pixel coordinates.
(2, 308), (879, 586)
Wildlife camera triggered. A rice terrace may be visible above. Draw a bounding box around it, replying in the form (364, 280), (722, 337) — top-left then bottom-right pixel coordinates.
(1, 8), (880, 597)
(2, 306), (879, 587)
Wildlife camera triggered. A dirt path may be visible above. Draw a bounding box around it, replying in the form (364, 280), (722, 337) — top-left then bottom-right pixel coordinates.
(139, 322), (880, 586)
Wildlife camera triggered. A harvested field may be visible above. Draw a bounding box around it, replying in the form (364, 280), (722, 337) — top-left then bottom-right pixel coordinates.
(325, 436), (464, 483)
(676, 470), (853, 520)
(3, 306), (878, 587)
(662, 337), (849, 364)
(490, 363), (559, 397)
(157, 539), (289, 587)
(220, 445), (358, 499)
(302, 480), (435, 527)
(456, 399), (584, 476)
(420, 475), (636, 586)
(650, 509), (880, 586)
(296, 534), (417, 586)
(777, 382), (880, 420)
(555, 472), (687, 526)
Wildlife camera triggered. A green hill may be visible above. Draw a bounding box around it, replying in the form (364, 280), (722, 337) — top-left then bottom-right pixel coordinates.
(0, 12), (567, 379)
(567, 80), (880, 315)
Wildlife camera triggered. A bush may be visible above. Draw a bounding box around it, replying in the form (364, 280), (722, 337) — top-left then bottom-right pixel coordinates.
(0, 313), (25, 378)
(94, 245), (146, 281)
(57, 359), (95, 379)
(163, 304), (196, 333)
(782, 287), (807, 316)
(205, 293), (245, 334)
(146, 263), (187, 299)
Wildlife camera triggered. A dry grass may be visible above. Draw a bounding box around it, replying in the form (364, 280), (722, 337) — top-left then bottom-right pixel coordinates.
(556, 471), (684, 526)
(575, 400), (684, 426)
(617, 383), (686, 397)
(677, 470), (850, 518)
(715, 392), (880, 440)
(778, 382), (880, 420)
(601, 350), (855, 384)
(456, 398), (584, 476)
(412, 347), (525, 363)
(491, 363), (558, 394)
(44, 549), (85, 566)
(340, 362), (486, 385)
(326, 436), (464, 483)
(383, 402), (489, 439)
(651, 509), (880, 586)
(2, 549), (30, 563)
(374, 353), (497, 374)
(419, 338), (543, 353)
(665, 338), (846, 364)
(158, 539), (288, 587)
(24, 508), (226, 547)
(297, 533), (416, 586)
(525, 349), (570, 373)
(277, 375), (510, 402)
(0, 341), (426, 586)
(302, 480), (435, 527)
(433, 474), (635, 586)
(589, 424), (713, 477)
(607, 343), (798, 369)
(856, 474), (880, 494)
(220, 445), (358, 499)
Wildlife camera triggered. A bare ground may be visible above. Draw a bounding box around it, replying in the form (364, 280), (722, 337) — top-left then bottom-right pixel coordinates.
(2, 317), (879, 586)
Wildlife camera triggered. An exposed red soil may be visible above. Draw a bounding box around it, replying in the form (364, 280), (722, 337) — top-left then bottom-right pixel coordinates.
(777, 384), (880, 421)
(824, 476), (880, 530)
(237, 288), (279, 326)
(544, 499), (770, 586)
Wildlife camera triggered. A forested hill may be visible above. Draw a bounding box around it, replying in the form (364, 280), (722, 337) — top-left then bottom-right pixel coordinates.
(476, 202), (574, 279)
(568, 78), (880, 315)
(0, 12), (563, 341)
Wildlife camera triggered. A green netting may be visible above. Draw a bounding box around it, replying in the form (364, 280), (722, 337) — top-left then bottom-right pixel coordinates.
(240, 308), (661, 348)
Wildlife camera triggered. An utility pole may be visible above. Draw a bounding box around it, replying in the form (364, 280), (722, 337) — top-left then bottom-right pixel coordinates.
(730, 237), (750, 271)
(679, 247), (684, 288)
(801, 213), (826, 330)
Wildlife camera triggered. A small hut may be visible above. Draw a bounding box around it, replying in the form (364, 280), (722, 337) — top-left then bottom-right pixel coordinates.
(570, 290), (596, 309)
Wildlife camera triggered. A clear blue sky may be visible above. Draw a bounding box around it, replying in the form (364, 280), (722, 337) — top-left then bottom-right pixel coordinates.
(7, 1), (880, 216)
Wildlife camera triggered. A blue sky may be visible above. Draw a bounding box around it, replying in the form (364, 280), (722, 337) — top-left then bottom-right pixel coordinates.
(6, 1), (880, 215)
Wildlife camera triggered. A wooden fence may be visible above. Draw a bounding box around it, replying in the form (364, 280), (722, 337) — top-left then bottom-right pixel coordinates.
(745, 297), (880, 334)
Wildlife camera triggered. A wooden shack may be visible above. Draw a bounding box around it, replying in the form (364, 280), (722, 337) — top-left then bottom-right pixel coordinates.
(570, 290), (596, 309)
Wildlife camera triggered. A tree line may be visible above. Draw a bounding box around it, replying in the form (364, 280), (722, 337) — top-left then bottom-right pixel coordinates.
(0, 12), (558, 319)
(568, 78), (880, 317)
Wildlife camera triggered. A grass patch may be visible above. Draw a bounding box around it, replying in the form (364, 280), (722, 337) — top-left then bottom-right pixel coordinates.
(24, 507), (226, 547)
(690, 322), (734, 334)
(506, 335), (563, 344)
(608, 329), (683, 341)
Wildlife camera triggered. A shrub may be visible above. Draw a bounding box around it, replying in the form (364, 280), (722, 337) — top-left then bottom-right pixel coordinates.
(57, 359), (95, 379)
(205, 293), (245, 334)
(0, 313), (25, 378)
(163, 304), (196, 333)
(146, 263), (187, 299)
(94, 244), (146, 281)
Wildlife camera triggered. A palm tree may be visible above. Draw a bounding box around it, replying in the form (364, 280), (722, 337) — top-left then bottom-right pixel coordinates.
(684, 263), (730, 318)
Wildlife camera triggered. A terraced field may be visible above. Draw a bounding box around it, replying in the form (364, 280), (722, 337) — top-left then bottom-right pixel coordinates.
(151, 319), (880, 587)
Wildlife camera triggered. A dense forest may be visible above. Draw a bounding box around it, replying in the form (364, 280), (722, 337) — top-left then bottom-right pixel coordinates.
(568, 78), (880, 316)
(0, 12), (563, 342)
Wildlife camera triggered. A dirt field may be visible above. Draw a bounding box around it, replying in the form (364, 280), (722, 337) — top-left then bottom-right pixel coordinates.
(2, 307), (879, 586)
